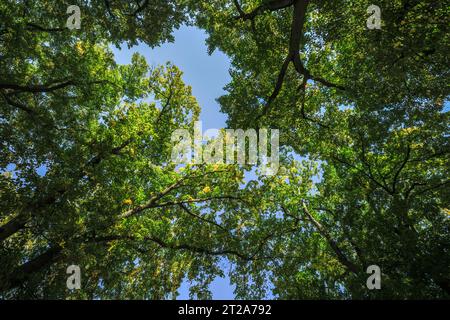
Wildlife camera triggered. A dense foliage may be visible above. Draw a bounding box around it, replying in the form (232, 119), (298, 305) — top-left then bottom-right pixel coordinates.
(0, 0), (448, 299)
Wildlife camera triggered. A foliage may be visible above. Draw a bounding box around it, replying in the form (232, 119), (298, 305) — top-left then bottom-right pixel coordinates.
(0, 0), (448, 299)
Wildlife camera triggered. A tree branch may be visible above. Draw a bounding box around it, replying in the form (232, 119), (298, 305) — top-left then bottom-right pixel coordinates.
(0, 246), (62, 292)
(391, 145), (411, 194)
(25, 23), (65, 33)
(301, 202), (359, 274)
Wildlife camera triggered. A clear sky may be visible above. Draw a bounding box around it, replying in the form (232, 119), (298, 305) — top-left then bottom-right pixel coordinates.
(112, 25), (236, 299)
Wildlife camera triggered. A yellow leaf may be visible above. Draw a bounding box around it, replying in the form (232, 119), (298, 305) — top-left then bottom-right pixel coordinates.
(75, 42), (85, 55)
(202, 186), (211, 193)
(123, 199), (133, 205)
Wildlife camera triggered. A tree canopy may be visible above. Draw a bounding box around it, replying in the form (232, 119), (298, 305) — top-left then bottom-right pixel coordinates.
(0, 0), (449, 299)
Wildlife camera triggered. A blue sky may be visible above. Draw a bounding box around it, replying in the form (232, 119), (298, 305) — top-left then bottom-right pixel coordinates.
(112, 26), (230, 130)
(112, 26), (237, 299)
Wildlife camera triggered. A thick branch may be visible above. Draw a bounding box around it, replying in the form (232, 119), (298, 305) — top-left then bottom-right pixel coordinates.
(1, 93), (35, 115)
(301, 202), (359, 274)
(0, 246), (62, 292)
(391, 145), (411, 194)
(0, 80), (108, 94)
(234, 0), (294, 21)
(257, 0), (344, 119)
(25, 23), (65, 32)
(0, 213), (30, 242)
(0, 80), (75, 93)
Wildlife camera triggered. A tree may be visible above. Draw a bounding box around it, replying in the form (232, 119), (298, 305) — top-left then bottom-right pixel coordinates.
(0, 1), (255, 299)
(188, 0), (450, 298)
